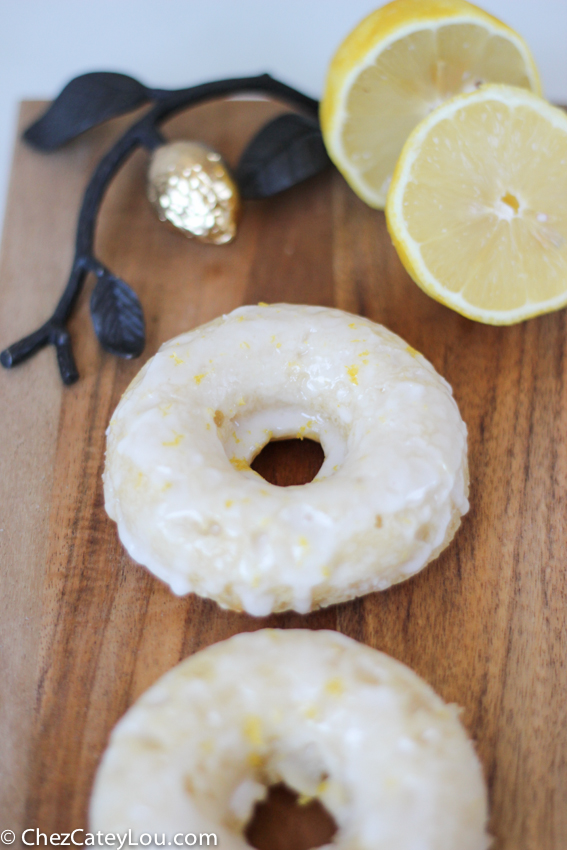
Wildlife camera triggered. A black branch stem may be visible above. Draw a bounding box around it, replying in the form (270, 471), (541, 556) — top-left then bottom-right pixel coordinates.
(1, 74), (319, 384)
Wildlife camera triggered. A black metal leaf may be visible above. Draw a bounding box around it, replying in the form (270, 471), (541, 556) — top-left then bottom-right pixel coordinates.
(236, 113), (331, 199)
(24, 72), (151, 151)
(90, 271), (145, 358)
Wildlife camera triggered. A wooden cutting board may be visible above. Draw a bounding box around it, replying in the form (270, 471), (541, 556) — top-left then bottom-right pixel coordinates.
(1, 98), (566, 850)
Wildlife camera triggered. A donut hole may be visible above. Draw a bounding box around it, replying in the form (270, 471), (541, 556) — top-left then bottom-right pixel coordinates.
(245, 782), (337, 850)
(251, 439), (325, 486)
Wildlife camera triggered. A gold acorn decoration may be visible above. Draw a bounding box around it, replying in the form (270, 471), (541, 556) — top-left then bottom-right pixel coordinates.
(147, 141), (241, 245)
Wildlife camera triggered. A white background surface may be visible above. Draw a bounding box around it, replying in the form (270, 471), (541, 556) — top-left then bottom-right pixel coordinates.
(1, 0), (566, 234)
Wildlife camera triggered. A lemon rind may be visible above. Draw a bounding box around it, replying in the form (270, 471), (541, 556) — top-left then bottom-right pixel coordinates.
(386, 84), (567, 325)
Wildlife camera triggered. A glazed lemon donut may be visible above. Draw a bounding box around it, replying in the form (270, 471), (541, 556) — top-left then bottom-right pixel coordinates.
(90, 629), (490, 848)
(104, 304), (468, 614)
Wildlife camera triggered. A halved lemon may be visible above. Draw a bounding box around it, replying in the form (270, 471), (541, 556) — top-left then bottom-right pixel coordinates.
(320, 0), (541, 209)
(386, 85), (567, 325)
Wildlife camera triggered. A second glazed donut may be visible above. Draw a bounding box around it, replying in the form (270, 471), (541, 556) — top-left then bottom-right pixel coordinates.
(90, 629), (490, 849)
(104, 304), (468, 613)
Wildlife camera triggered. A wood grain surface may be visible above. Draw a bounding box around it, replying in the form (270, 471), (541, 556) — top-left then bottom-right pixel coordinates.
(1, 99), (566, 849)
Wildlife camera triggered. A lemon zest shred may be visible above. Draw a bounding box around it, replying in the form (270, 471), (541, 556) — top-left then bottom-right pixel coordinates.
(325, 677), (344, 696)
(346, 364), (359, 385)
(162, 432), (184, 447)
(243, 715), (263, 746)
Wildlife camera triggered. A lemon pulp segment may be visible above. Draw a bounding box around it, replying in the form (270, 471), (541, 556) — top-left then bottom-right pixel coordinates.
(386, 85), (567, 324)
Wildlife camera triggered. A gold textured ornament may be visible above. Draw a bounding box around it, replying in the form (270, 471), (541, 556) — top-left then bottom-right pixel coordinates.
(147, 141), (241, 245)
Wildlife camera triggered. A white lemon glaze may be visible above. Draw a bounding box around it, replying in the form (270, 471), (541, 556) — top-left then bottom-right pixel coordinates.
(104, 304), (468, 614)
(90, 629), (490, 849)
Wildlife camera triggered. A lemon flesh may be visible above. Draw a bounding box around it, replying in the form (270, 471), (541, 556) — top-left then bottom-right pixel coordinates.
(386, 85), (567, 325)
(321, 0), (541, 209)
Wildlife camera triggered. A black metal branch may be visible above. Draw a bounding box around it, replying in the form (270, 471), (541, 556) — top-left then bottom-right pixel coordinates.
(1, 74), (319, 384)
